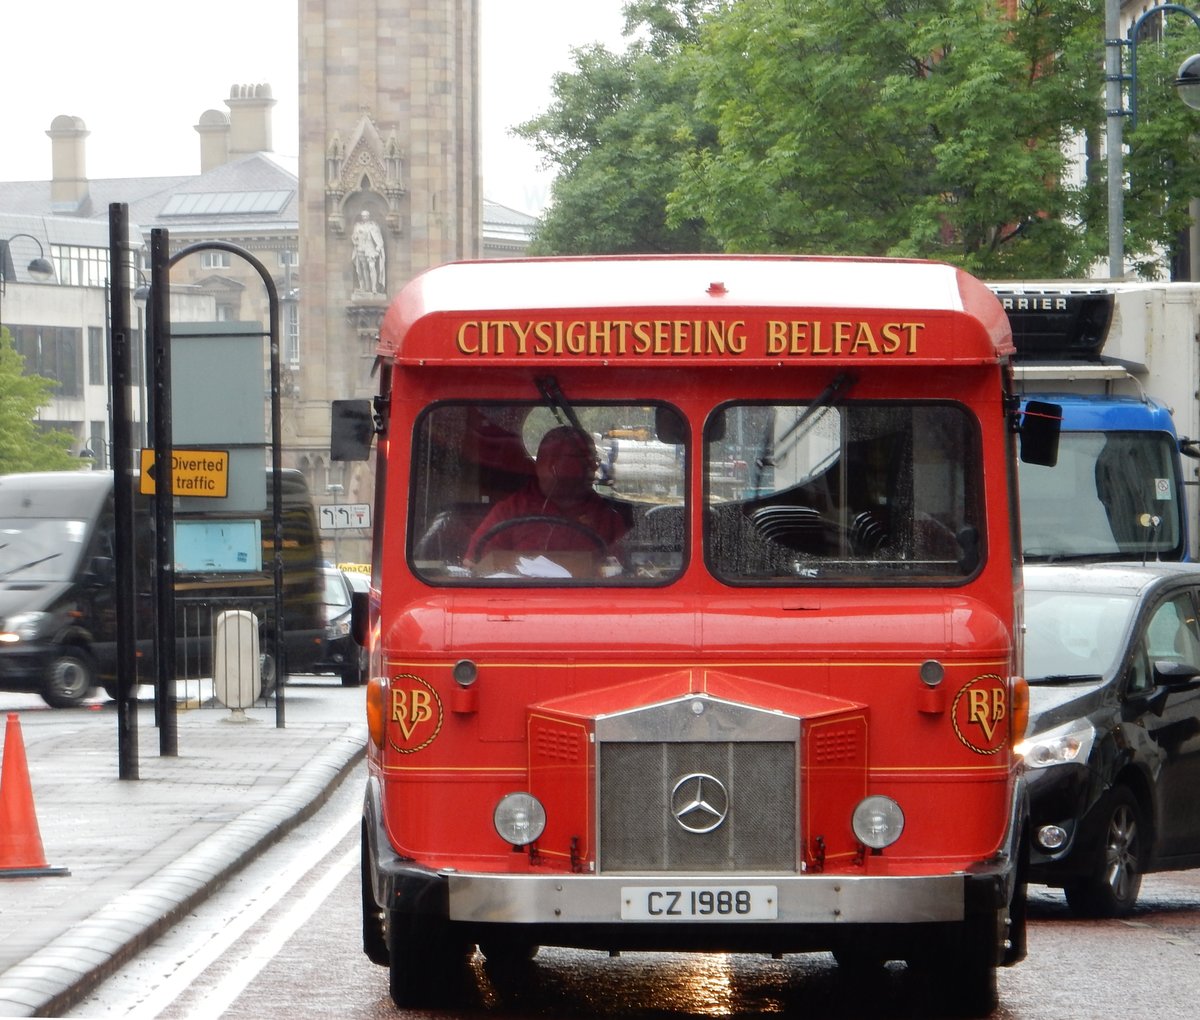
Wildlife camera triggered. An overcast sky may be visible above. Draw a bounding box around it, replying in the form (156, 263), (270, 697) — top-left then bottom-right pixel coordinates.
(0, 0), (628, 216)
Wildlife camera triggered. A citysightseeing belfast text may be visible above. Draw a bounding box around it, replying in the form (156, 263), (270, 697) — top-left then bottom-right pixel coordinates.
(453, 318), (927, 359)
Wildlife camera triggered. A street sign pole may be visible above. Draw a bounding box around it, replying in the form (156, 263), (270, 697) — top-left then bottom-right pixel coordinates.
(150, 228), (177, 755)
(108, 203), (138, 780)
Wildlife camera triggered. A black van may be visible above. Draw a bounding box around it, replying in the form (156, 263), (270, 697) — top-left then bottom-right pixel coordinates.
(0, 469), (324, 707)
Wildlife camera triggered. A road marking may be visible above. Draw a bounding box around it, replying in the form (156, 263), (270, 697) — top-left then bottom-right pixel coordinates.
(101, 795), (360, 1019)
(182, 842), (359, 1019)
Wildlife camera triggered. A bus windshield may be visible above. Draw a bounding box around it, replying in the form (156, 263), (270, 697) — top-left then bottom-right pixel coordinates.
(706, 402), (984, 582)
(409, 399), (984, 585)
(409, 402), (687, 585)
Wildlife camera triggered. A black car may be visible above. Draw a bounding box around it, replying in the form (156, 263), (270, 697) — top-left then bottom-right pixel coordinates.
(1020, 562), (1200, 917)
(309, 566), (366, 687)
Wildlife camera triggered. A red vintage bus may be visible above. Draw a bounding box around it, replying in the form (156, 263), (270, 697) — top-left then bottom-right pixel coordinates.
(344, 255), (1052, 1015)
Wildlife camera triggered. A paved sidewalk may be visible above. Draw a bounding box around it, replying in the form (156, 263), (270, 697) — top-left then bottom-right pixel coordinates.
(0, 705), (366, 1018)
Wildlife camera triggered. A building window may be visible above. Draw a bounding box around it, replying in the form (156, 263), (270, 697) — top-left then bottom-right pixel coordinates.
(284, 301), (300, 368)
(11, 325), (83, 397)
(51, 245), (109, 288)
(201, 251), (232, 269)
(88, 326), (105, 386)
(280, 250), (299, 267)
(215, 304), (236, 322)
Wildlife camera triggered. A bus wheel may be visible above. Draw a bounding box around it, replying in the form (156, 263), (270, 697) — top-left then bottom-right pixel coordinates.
(42, 650), (95, 708)
(386, 909), (468, 1008)
(909, 915), (998, 1018)
(360, 837), (388, 966)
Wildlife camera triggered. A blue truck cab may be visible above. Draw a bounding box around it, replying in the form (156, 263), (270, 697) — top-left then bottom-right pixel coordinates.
(1017, 392), (1186, 561)
(993, 284), (1193, 563)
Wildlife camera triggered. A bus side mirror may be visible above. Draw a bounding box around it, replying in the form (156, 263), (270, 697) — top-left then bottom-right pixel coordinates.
(350, 590), (370, 647)
(1019, 400), (1061, 467)
(331, 399), (374, 461)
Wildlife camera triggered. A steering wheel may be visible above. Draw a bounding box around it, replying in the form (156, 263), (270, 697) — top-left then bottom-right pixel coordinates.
(475, 514), (608, 556)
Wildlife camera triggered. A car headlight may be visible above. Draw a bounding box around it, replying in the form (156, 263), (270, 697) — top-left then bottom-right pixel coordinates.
(1015, 719), (1095, 769)
(327, 614), (351, 639)
(0, 611), (49, 642)
(493, 792), (546, 846)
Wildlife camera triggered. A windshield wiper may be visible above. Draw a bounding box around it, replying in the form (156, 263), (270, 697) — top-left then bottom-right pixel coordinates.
(1027, 673), (1105, 686)
(535, 375), (586, 436)
(751, 371), (857, 495)
(0, 552), (62, 580)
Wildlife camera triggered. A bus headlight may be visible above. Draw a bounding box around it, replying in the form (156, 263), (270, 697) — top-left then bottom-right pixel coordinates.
(1015, 719), (1094, 768)
(852, 795), (905, 849)
(493, 792), (546, 846)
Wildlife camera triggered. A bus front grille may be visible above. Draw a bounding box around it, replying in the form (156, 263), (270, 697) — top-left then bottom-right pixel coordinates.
(597, 741), (797, 872)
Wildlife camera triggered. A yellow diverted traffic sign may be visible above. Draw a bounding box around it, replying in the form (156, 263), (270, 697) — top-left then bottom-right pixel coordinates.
(139, 449), (230, 497)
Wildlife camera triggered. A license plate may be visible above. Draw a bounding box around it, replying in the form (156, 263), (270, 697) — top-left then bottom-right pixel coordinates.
(620, 885), (778, 920)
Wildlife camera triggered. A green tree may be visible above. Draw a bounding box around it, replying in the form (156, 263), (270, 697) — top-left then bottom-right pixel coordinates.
(0, 328), (79, 473)
(521, 1), (1122, 278)
(1119, 11), (1200, 278)
(671, 0), (1103, 277)
(515, 0), (723, 254)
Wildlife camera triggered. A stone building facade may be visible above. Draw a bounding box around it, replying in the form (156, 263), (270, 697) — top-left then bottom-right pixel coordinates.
(295, 0), (482, 560)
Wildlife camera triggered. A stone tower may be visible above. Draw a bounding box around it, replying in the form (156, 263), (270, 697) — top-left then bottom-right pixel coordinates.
(295, 0), (481, 555)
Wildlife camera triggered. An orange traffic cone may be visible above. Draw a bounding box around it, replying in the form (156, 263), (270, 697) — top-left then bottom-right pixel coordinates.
(0, 712), (69, 877)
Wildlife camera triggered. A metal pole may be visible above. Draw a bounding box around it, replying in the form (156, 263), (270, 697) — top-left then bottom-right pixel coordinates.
(150, 228), (177, 755)
(108, 203), (138, 780)
(266, 261), (285, 730)
(1107, 0), (1125, 279)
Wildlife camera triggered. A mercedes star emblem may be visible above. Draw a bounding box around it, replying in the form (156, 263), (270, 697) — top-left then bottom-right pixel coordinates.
(670, 772), (729, 834)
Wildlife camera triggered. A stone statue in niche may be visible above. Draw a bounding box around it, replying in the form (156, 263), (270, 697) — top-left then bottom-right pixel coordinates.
(351, 209), (386, 295)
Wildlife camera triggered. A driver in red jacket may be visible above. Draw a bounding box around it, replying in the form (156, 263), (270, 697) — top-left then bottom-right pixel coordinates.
(465, 425), (628, 567)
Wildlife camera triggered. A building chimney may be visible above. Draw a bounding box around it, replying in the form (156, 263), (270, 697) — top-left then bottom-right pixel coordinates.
(226, 83), (275, 158)
(195, 109), (231, 173)
(46, 115), (89, 212)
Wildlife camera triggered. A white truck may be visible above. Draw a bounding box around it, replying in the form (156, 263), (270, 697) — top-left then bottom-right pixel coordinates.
(989, 281), (1200, 562)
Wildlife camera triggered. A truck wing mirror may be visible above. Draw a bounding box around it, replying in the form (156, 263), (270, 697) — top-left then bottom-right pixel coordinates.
(87, 556), (115, 585)
(331, 399), (375, 461)
(1179, 437), (1200, 461)
(1019, 400), (1061, 467)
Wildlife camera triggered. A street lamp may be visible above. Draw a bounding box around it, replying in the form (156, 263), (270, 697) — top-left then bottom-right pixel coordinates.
(1106, 2), (1200, 278)
(79, 434), (112, 469)
(0, 232), (55, 331)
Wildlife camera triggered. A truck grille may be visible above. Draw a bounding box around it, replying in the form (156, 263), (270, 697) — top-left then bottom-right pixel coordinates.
(598, 741), (796, 872)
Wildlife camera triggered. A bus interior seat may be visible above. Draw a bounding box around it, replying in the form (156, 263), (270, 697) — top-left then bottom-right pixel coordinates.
(749, 504), (826, 553)
(413, 503), (490, 564)
(850, 509), (889, 553)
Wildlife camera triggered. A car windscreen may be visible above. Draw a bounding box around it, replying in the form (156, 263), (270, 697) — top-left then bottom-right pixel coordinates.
(0, 518), (90, 582)
(705, 402), (984, 583)
(323, 571), (351, 609)
(1024, 588), (1136, 681)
